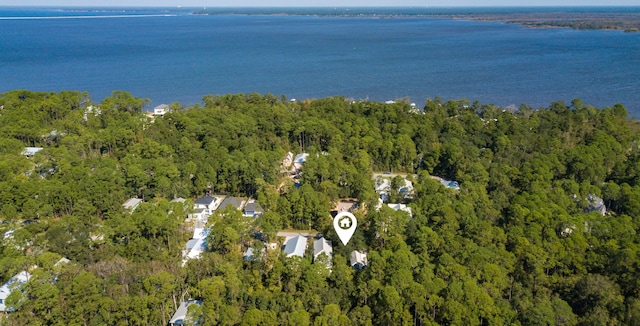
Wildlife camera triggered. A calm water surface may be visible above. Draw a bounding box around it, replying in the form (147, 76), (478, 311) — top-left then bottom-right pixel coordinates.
(1, 8), (639, 114)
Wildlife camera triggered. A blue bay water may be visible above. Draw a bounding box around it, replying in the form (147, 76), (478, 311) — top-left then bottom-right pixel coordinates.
(1, 7), (639, 115)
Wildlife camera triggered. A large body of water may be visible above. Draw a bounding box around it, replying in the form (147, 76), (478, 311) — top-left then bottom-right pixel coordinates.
(1, 7), (640, 114)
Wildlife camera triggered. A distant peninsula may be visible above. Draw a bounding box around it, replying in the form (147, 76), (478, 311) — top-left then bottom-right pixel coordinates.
(193, 7), (640, 32)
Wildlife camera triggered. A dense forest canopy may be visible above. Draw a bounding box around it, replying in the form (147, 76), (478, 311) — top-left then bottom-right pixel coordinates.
(1, 90), (640, 325)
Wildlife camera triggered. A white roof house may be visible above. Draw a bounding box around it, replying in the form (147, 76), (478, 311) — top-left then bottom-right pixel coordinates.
(0, 271), (30, 312)
(153, 104), (169, 116)
(375, 178), (391, 194)
(169, 300), (202, 326)
(282, 152), (294, 168)
(83, 105), (101, 121)
(122, 198), (143, 212)
(182, 228), (210, 266)
(188, 208), (207, 223)
(398, 179), (414, 197)
(243, 247), (266, 260)
(350, 250), (368, 270)
(313, 237), (333, 267)
(283, 235), (307, 258)
(434, 177), (460, 190)
(21, 147), (43, 158)
(387, 203), (413, 218)
(293, 153), (309, 170)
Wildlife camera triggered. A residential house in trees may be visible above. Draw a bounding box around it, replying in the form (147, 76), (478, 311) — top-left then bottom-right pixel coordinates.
(243, 246), (266, 261)
(193, 195), (223, 215)
(21, 147), (43, 158)
(0, 271), (30, 312)
(169, 300), (202, 326)
(374, 176), (414, 203)
(333, 199), (358, 214)
(187, 208), (207, 228)
(586, 194), (607, 215)
(430, 176), (460, 191)
(218, 197), (246, 211)
(182, 228), (209, 266)
(243, 199), (264, 218)
(387, 203), (413, 218)
(283, 235), (307, 258)
(153, 104), (168, 116)
(281, 151), (294, 172)
(171, 197), (186, 204)
(313, 237), (333, 268)
(83, 105), (101, 121)
(350, 250), (368, 270)
(293, 153), (309, 170)
(122, 198), (143, 212)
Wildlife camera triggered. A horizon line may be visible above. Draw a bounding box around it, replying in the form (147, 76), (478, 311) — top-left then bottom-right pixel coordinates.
(2, 5), (640, 8)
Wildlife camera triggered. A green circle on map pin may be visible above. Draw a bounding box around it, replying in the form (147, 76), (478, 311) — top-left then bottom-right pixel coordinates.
(334, 212), (357, 245)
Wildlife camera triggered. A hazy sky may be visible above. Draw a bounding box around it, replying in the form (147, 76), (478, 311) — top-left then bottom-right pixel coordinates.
(0, 0), (638, 6)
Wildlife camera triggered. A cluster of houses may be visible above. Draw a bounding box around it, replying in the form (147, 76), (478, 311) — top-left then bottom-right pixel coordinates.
(269, 232), (367, 271)
(374, 175), (414, 218)
(373, 173), (460, 218)
(241, 199), (369, 270)
(181, 195), (264, 266)
(20, 147), (55, 179)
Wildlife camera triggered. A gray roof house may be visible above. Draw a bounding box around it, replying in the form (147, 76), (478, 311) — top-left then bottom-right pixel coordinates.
(193, 195), (222, 215)
(218, 197), (246, 211)
(283, 235), (307, 258)
(243, 199), (264, 218)
(350, 250), (368, 270)
(313, 237), (333, 267)
(586, 194), (606, 215)
(169, 300), (202, 326)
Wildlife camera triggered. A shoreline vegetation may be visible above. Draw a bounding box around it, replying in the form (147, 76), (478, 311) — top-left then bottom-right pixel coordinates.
(3, 90), (640, 324)
(191, 7), (640, 32)
(10, 7), (640, 32)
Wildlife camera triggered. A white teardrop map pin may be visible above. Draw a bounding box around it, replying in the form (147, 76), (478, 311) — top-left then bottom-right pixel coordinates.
(334, 212), (357, 245)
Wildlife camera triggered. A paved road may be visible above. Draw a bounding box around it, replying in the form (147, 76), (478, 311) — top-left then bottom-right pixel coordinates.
(276, 231), (319, 239)
(372, 172), (418, 180)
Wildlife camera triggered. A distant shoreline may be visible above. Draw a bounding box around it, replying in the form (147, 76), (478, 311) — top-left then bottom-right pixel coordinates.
(3, 6), (640, 32)
(191, 7), (640, 32)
